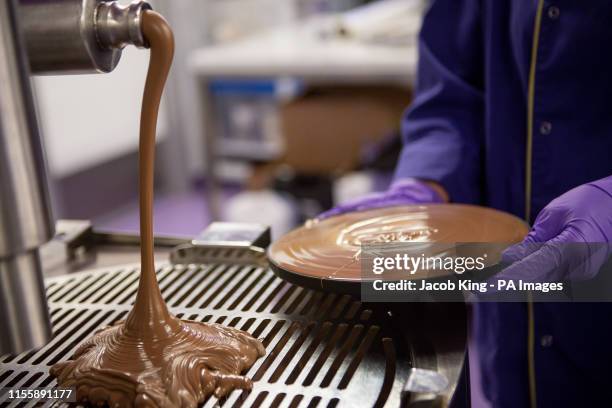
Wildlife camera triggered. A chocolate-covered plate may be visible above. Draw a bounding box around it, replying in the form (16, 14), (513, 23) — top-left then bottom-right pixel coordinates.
(268, 204), (529, 294)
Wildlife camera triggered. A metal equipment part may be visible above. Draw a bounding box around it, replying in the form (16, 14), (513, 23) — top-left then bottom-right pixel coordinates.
(0, 0), (53, 355)
(0, 251), (50, 356)
(19, 0), (152, 73)
(171, 222), (271, 267)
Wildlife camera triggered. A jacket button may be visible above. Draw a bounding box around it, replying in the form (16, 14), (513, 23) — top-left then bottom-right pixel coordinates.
(541, 335), (554, 347)
(548, 6), (560, 20)
(539, 121), (552, 135)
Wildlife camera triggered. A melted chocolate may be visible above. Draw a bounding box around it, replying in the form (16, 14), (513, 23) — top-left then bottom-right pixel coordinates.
(269, 204), (529, 282)
(50, 11), (264, 407)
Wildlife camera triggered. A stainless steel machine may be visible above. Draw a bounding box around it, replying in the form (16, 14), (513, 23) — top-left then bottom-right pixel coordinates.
(0, 0), (151, 356)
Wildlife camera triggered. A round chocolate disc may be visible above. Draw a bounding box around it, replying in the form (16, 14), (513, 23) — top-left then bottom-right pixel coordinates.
(268, 204), (529, 293)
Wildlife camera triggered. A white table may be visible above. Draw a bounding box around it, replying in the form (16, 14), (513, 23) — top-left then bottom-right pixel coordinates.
(189, 27), (417, 81)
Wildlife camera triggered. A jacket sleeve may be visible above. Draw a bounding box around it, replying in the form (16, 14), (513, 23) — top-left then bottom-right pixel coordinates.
(394, 0), (485, 204)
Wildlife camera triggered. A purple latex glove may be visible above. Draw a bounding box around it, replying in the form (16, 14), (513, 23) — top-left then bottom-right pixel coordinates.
(318, 178), (445, 220)
(497, 176), (612, 283)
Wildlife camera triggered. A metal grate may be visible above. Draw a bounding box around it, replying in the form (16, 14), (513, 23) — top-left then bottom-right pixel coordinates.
(1, 252), (410, 408)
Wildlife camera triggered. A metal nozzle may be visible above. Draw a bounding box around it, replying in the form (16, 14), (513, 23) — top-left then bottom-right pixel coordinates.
(96, 1), (152, 50)
(19, 0), (152, 74)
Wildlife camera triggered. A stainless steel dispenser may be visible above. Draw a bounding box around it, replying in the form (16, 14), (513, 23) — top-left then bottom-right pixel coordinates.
(20, 0), (151, 74)
(0, 0), (151, 356)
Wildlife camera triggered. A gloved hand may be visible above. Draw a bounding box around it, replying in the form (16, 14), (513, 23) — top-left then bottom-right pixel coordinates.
(317, 178), (446, 220)
(496, 176), (612, 283)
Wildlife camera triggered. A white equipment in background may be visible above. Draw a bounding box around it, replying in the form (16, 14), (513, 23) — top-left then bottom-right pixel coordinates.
(224, 190), (297, 238)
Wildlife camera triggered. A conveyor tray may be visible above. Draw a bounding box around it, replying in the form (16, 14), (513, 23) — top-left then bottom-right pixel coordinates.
(1, 251), (411, 408)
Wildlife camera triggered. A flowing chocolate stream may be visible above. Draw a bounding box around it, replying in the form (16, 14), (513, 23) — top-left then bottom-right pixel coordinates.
(125, 8), (178, 337)
(50, 11), (265, 408)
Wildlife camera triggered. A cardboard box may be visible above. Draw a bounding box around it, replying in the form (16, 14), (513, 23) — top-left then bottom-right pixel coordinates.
(279, 86), (411, 175)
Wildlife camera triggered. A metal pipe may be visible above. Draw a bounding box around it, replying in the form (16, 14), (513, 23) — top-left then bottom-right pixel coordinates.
(0, 251), (51, 355)
(0, 0), (53, 355)
(0, 2), (53, 259)
(19, 0), (151, 74)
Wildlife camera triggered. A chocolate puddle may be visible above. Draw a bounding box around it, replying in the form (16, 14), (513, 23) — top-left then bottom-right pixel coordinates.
(50, 11), (265, 407)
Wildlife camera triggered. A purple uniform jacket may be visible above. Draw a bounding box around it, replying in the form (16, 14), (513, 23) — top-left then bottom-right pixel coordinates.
(395, 0), (612, 406)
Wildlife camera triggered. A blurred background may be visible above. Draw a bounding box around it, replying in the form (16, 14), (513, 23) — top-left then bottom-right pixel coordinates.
(38, 0), (426, 239)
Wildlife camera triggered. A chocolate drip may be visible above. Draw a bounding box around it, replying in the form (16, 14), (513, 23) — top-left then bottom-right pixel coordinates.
(125, 9), (178, 337)
(50, 11), (265, 408)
